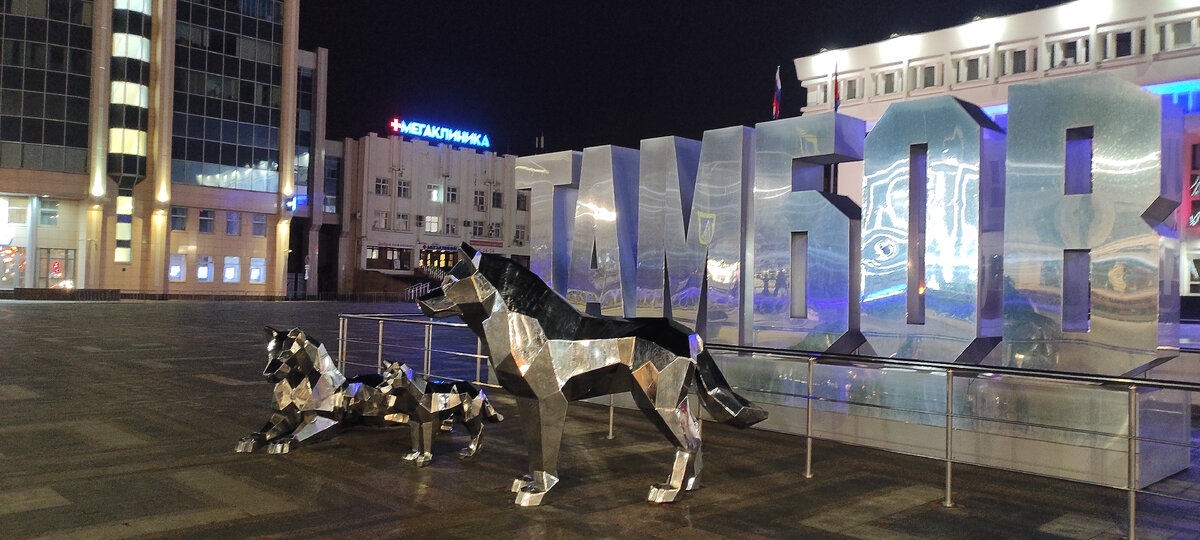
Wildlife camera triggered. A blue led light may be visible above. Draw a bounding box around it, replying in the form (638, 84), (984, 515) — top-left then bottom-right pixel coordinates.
(977, 78), (1200, 120)
(389, 118), (490, 148)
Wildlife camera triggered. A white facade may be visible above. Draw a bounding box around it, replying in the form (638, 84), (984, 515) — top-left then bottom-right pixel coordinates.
(343, 133), (527, 279)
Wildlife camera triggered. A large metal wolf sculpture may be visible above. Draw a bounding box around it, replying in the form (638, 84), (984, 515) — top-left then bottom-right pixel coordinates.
(235, 327), (501, 463)
(418, 243), (767, 506)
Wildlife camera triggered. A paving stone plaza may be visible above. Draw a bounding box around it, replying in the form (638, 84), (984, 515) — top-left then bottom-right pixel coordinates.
(0, 300), (1196, 538)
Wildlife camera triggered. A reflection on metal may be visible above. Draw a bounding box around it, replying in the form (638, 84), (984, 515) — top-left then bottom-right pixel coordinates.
(236, 327), (501, 462)
(636, 136), (700, 318)
(1003, 74), (1181, 374)
(861, 95), (1006, 361)
(752, 112), (866, 352)
(417, 243), (767, 506)
(515, 151), (582, 294)
(568, 146), (641, 316)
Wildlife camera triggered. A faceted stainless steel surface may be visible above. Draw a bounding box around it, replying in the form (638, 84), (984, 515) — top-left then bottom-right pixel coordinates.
(636, 136), (701, 318)
(417, 243), (766, 505)
(1002, 74), (1181, 375)
(235, 327), (501, 461)
(661, 126), (756, 345)
(515, 150), (582, 294)
(861, 95), (1006, 361)
(752, 112), (865, 352)
(568, 146), (641, 316)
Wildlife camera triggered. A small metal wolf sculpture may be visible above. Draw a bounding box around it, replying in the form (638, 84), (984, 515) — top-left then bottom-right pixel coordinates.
(235, 327), (501, 463)
(418, 243), (768, 506)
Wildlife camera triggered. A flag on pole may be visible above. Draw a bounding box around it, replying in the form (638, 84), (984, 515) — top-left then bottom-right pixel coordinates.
(772, 66), (782, 119)
(833, 63), (841, 111)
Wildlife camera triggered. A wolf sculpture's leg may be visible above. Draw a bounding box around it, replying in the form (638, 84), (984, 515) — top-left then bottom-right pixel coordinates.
(268, 413), (340, 454)
(236, 411), (299, 452)
(403, 418), (434, 467)
(629, 359), (703, 503)
(511, 393), (567, 506)
(458, 395), (486, 459)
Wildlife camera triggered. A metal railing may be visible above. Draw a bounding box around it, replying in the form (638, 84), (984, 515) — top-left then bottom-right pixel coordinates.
(337, 312), (1200, 538)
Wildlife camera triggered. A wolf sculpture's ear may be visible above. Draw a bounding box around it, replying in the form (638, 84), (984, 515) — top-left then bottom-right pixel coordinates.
(264, 326), (280, 341)
(460, 242), (482, 268)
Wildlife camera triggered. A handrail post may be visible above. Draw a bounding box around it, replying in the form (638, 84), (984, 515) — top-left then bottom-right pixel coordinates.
(376, 320), (384, 373)
(1128, 385), (1138, 540)
(944, 369), (953, 508)
(423, 323), (432, 375)
(475, 338), (483, 385)
(805, 356), (814, 479)
(337, 316), (346, 372)
(607, 394), (615, 440)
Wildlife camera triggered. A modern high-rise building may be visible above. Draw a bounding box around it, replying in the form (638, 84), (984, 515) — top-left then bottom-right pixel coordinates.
(0, 0), (304, 298)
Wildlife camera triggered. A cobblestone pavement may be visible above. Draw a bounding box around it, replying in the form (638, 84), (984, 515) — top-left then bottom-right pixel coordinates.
(0, 300), (1196, 539)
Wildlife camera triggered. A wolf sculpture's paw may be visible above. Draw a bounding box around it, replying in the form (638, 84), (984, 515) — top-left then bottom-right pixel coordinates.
(403, 450), (432, 467)
(266, 436), (294, 454)
(235, 432), (266, 453)
(648, 483), (683, 503)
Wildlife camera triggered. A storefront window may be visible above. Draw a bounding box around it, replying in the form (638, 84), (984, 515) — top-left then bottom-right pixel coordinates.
(38, 248), (74, 288)
(223, 256), (240, 282)
(249, 258), (266, 283)
(197, 255), (214, 282)
(169, 253), (186, 282)
(0, 246), (26, 289)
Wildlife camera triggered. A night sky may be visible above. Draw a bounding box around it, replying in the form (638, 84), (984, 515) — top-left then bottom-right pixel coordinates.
(298, 1), (1070, 157)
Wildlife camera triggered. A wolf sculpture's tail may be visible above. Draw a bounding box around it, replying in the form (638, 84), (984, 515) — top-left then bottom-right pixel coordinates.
(694, 350), (768, 428)
(480, 392), (505, 423)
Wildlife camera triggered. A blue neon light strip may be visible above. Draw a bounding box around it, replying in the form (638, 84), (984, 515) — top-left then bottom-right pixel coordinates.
(978, 78), (1200, 118)
(390, 118), (490, 148)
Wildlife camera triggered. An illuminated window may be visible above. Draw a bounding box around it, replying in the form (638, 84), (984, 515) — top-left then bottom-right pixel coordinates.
(111, 81), (149, 108)
(114, 247), (131, 263)
(111, 33), (151, 62)
(170, 207), (187, 231)
(108, 128), (147, 156)
(226, 212), (240, 235)
(447, 187), (458, 203)
(252, 214), (267, 236)
(169, 254), (186, 282)
(198, 209), (214, 234)
(516, 192), (528, 211)
(114, 0), (151, 15)
(197, 256), (214, 282)
(396, 213), (409, 231)
(428, 184), (442, 202)
(375, 177), (389, 196)
(249, 258), (266, 283)
(223, 256), (240, 282)
(425, 215), (440, 233)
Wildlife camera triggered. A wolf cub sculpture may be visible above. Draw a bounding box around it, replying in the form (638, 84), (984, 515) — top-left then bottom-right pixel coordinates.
(235, 326), (501, 464)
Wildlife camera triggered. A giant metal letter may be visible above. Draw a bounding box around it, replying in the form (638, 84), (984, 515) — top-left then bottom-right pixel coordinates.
(636, 136), (700, 318)
(861, 95), (1005, 361)
(752, 112), (866, 351)
(567, 146), (640, 316)
(515, 151), (582, 295)
(1003, 74), (1180, 375)
(635, 127), (754, 344)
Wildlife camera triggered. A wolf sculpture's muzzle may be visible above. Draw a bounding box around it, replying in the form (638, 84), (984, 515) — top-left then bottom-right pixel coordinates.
(416, 287), (461, 318)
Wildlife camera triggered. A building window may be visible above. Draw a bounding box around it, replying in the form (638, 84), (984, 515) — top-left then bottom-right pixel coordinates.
(514, 224), (527, 245)
(375, 177), (390, 196)
(492, 192), (503, 209)
(199, 209), (215, 234)
(169, 253), (186, 282)
(954, 52), (987, 83)
(249, 258), (266, 283)
(415, 215), (425, 230)
(908, 63), (940, 90)
(488, 221), (501, 238)
(428, 184), (442, 202)
(875, 69), (901, 95)
(397, 179), (410, 198)
(170, 207), (187, 231)
(397, 213), (410, 231)
(38, 201), (59, 226)
(517, 192), (528, 211)
(223, 256), (240, 282)
(474, 190), (486, 211)
(424, 215), (439, 233)
(373, 211), (389, 230)
(470, 220), (484, 237)
(252, 213), (267, 236)
(447, 187), (458, 203)
(197, 255), (214, 282)
(226, 211), (240, 235)
(445, 218), (457, 235)
(840, 78), (860, 100)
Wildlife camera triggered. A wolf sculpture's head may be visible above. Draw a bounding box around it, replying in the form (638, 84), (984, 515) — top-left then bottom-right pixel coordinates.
(417, 243), (499, 322)
(262, 326), (320, 383)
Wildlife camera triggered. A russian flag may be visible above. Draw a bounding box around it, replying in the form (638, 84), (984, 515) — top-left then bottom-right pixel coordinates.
(833, 64), (841, 111)
(772, 66), (781, 119)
